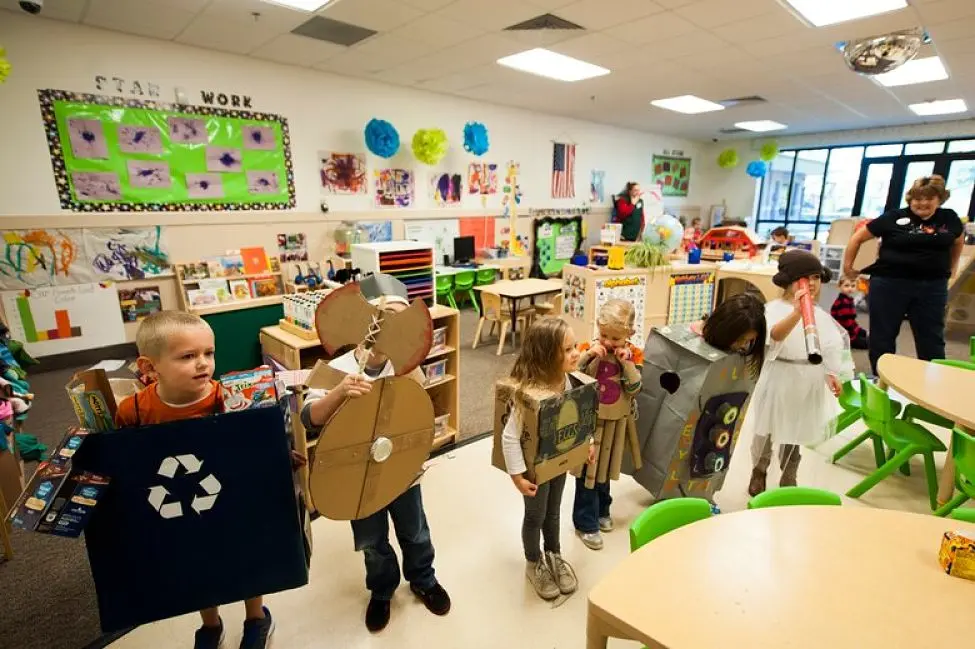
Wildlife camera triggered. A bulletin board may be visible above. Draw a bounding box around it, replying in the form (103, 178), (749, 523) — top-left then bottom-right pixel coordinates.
(531, 216), (582, 278)
(652, 155), (691, 197)
(39, 89), (296, 212)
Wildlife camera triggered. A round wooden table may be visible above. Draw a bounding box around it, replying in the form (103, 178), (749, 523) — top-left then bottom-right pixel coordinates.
(877, 354), (975, 503)
(587, 506), (975, 649)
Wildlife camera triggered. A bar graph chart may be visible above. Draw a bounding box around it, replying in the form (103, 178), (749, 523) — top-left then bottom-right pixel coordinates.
(15, 295), (82, 342)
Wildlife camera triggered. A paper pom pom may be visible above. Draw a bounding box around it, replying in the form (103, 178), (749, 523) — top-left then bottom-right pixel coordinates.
(0, 48), (10, 85)
(759, 141), (779, 162)
(746, 160), (768, 178)
(411, 128), (448, 165)
(717, 148), (739, 169)
(463, 121), (489, 156)
(364, 118), (400, 159)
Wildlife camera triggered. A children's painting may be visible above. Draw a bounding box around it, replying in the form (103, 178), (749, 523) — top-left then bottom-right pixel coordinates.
(186, 173), (224, 199)
(117, 125), (163, 154)
(431, 172), (462, 206)
(652, 155), (691, 197)
(590, 169), (605, 202)
(72, 172), (122, 201)
(67, 118), (108, 159)
(206, 147), (243, 173)
(501, 161), (522, 216)
(468, 162), (498, 195)
(360, 221), (393, 243)
(242, 125), (276, 150)
(168, 117), (208, 144)
(374, 168), (414, 208)
(247, 170), (280, 195)
(118, 286), (162, 323)
(319, 151), (367, 194)
(277, 232), (308, 262)
(127, 160), (172, 189)
(83, 227), (171, 281)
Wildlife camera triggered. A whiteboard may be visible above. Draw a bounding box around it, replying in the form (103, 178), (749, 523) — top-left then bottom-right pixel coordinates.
(1, 282), (127, 356)
(404, 219), (461, 265)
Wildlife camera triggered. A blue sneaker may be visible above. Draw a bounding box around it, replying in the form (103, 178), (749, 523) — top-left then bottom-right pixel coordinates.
(239, 607), (275, 649)
(193, 620), (224, 649)
(709, 502), (722, 515)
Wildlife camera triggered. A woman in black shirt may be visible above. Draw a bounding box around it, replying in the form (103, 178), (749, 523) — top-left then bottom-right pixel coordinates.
(843, 175), (964, 374)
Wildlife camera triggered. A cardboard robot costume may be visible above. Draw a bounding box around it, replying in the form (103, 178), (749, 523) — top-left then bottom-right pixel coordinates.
(623, 324), (757, 501)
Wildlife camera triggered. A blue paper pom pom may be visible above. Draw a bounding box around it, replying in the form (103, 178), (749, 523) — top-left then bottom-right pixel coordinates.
(463, 121), (489, 156)
(365, 118), (400, 158)
(746, 160), (767, 178)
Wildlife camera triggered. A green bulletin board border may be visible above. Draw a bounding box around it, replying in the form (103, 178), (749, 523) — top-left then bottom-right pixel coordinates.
(530, 215), (583, 279)
(651, 154), (691, 198)
(39, 89), (296, 212)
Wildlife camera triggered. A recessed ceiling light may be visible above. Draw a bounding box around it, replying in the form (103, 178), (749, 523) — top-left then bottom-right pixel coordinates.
(650, 95), (725, 115)
(780, 0), (907, 27)
(734, 120), (788, 132)
(874, 57), (948, 87)
(909, 99), (968, 116)
(496, 48), (610, 82)
(261, 0), (331, 11)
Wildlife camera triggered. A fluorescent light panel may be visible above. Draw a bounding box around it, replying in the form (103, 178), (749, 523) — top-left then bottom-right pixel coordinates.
(874, 57), (948, 87)
(651, 95), (725, 114)
(496, 48), (610, 82)
(909, 99), (968, 116)
(735, 120), (787, 132)
(261, 0), (331, 11)
(780, 0), (907, 27)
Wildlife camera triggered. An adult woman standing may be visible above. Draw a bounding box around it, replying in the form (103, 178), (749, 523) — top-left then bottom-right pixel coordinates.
(843, 175), (964, 374)
(613, 182), (645, 242)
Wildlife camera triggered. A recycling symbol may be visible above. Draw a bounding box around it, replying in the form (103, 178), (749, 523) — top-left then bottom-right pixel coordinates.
(147, 454), (221, 519)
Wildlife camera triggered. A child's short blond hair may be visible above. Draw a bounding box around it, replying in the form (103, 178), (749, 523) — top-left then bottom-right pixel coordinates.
(597, 299), (635, 332)
(136, 311), (212, 359)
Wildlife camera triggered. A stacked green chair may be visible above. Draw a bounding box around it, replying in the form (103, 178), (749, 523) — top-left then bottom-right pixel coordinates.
(435, 274), (456, 309)
(832, 375), (902, 468)
(629, 498), (712, 552)
(950, 508), (975, 523)
(452, 270), (479, 315)
(748, 486), (842, 509)
(846, 378), (946, 510)
(934, 428), (975, 518)
(473, 268), (497, 313)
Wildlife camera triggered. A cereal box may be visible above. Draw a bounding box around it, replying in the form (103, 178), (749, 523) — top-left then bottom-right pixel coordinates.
(219, 366), (279, 412)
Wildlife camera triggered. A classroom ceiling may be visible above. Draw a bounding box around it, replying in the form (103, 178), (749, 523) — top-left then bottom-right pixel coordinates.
(5, 0), (975, 141)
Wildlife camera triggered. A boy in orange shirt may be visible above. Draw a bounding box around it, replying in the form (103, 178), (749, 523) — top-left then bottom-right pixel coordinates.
(115, 311), (274, 649)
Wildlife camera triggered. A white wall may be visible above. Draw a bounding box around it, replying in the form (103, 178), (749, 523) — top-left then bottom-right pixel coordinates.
(0, 13), (711, 218)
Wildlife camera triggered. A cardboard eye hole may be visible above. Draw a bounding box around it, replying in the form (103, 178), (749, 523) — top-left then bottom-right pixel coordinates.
(659, 372), (680, 395)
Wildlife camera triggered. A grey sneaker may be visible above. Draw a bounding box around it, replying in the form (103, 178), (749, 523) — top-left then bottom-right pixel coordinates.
(239, 607), (275, 649)
(526, 560), (560, 600)
(546, 552), (578, 595)
(576, 529), (603, 550)
(598, 516), (614, 532)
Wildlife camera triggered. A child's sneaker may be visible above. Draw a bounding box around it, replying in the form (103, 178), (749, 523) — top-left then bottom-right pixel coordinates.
(598, 516), (614, 532)
(194, 620), (224, 649)
(576, 529), (603, 550)
(526, 559), (560, 600)
(239, 607), (274, 649)
(546, 552), (578, 595)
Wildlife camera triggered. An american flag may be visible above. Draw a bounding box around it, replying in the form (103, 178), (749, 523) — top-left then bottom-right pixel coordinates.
(551, 142), (575, 198)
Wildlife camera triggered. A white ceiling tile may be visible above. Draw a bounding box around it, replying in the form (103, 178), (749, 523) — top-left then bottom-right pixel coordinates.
(389, 14), (486, 49)
(398, 0), (457, 11)
(524, 0), (579, 9)
(349, 33), (436, 61)
(175, 15), (279, 55)
(604, 11), (699, 44)
(927, 20), (975, 43)
(915, 0), (975, 23)
(84, 0), (199, 40)
(0, 0), (88, 22)
(551, 0), (665, 31)
(551, 32), (630, 58)
(674, 0), (774, 29)
(816, 9), (925, 44)
(506, 29), (579, 48)
(433, 0), (549, 31)
(320, 0), (426, 32)
(249, 33), (347, 66)
(433, 33), (527, 67)
(711, 11), (809, 44)
(416, 65), (507, 92)
(649, 30), (730, 58)
(200, 0), (310, 32)
(654, 0), (697, 8)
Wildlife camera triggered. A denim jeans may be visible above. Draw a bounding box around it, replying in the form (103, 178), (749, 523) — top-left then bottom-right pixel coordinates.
(867, 276), (948, 375)
(349, 485), (437, 601)
(572, 465), (612, 534)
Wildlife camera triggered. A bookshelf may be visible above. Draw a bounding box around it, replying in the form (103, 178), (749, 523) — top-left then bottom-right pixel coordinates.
(175, 265), (285, 316)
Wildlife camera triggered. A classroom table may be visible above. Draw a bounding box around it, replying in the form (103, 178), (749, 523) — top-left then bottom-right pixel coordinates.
(475, 278), (562, 338)
(877, 353), (975, 504)
(434, 263), (500, 277)
(587, 506), (974, 649)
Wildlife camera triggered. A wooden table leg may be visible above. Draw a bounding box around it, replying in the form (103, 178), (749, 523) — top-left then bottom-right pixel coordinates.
(586, 609), (610, 649)
(510, 297), (519, 341)
(937, 425), (969, 506)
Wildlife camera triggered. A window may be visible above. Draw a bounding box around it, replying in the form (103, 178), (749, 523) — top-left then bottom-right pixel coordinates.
(861, 164), (893, 217)
(820, 147), (863, 223)
(788, 149), (827, 222)
(904, 141), (945, 155)
(756, 152), (795, 222)
(866, 144), (902, 157)
(944, 160), (975, 215)
(948, 140), (975, 154)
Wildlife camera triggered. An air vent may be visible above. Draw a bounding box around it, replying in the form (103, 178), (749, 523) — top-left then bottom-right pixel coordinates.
(292, 16), (377, 47)
(718, 96), (768, 108)
(505, 14), (584, 31)
(718, 128), (747, 134)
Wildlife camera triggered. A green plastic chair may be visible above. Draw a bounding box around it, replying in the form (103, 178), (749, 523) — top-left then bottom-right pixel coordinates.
(846, 378), (947, 510)
(934, 428), (975, 517)
(950, 508), (975, 523)
(629, 497), (712, 552)
(473, 268), (497, 313)
(435, 274), (457, 309)
(747, 486), (842, 509)
(832, 375), (901, 468)
(452, 270), (479, 315)
(900, 359), (975, 431)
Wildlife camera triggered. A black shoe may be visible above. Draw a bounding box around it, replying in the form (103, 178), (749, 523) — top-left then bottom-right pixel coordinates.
(239, 607), (274, 649)
(365, 597), (391, 633)
(193, 620), (224, 649)
(410, 583), (451, 616)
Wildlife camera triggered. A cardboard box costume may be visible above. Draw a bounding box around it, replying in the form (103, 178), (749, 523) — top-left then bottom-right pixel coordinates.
(623, 324), (757, 500)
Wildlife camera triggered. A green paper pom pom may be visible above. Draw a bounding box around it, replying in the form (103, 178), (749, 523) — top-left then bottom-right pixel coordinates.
(411, 128), (448, 166)
(0, 48), (10, 85)
(717, 148), (739, 169)
(759, 141), (779, 162)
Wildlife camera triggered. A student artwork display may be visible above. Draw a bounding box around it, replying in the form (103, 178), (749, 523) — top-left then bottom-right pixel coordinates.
(430, 171), (462, 206)
(652, 155), (691, 197)
(374, 168), (414, 208)
(562, 274), (586, 320)
(360, 221), (393, 243)
(467, 162), (498, 196)
(319, 151), (367, 194)
(593, 276), (646, 346)
(590, 169), (605, 202)
(118, 286), (162, 323)
(277, 232), (308, 262)
(39, 89), (295, 211)
(501, 160), (521, 217)
(0, 227), (171, 290)
(1, 282), (126, 357)
(667, 272), (716, 325)
(531, 216), (582, 277)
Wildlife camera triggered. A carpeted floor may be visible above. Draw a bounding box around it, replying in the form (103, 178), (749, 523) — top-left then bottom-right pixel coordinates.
(0, 291), (970, 649)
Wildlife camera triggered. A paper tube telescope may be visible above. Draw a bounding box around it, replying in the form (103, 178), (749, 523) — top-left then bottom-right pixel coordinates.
(797, 277), (822, 365)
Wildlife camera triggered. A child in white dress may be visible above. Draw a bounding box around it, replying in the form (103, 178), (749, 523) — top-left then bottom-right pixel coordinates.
(746, 249), (853, 496)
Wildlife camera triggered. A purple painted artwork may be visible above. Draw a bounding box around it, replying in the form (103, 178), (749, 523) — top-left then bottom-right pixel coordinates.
(242, 125), (276, 150)
(186, 173), (224, 199)
(72, 171), (122, 201)
(168, 117), (208, 144)
(206, 147), (243, 172)
(247, 170), (280, 194)
(374, 168), (414, 208)
(67, 119), (108, 159)
(117, 125), (163, 154)
(127, 160), (172, 189)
